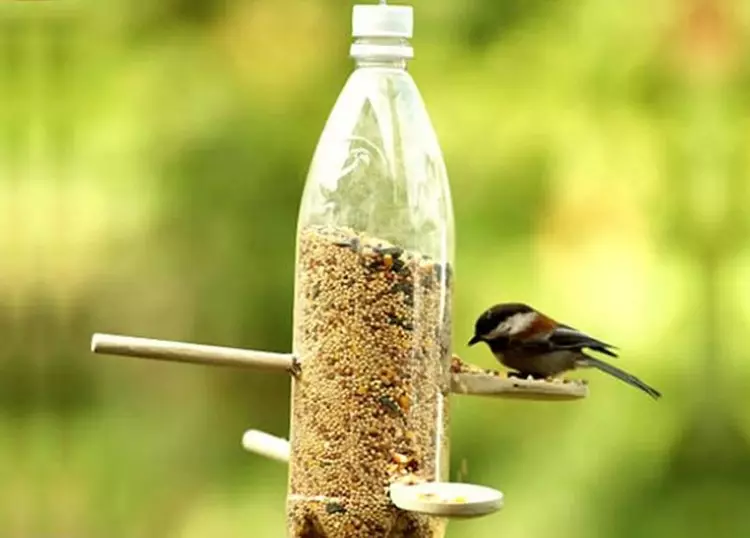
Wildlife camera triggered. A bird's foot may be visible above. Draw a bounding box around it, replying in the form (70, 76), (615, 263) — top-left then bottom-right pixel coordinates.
(508, 371), (548, 381)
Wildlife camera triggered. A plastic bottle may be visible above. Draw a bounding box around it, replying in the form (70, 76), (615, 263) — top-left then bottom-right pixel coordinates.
(287, 4), (454, 537)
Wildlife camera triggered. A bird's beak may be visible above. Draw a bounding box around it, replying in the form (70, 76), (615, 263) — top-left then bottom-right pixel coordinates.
(468, 335), (481, 346)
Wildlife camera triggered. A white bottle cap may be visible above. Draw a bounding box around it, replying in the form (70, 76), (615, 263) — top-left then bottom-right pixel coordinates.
(352, 4), (413, 38)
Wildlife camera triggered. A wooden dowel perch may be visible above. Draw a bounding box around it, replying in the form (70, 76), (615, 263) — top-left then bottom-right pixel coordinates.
(241, 428), (503, 518)
(91, 333), (299, 374)
(242, 430), (503, 518)
(242, 429), (291, 463)
(91, 333), (586, 399)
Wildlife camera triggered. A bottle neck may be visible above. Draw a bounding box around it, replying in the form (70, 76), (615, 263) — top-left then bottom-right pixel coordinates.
(350, 37), (413, 68)
(355, 57), (407, 70)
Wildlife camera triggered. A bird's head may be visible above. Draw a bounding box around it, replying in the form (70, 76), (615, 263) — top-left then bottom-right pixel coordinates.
(468, 303), (539, 346)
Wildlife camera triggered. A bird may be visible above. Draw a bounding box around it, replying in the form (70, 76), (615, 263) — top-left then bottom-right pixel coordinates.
(468, 302), (661, 399)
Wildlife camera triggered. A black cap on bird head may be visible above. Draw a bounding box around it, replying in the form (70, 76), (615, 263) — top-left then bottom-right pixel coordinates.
(468, 303), (536, 346)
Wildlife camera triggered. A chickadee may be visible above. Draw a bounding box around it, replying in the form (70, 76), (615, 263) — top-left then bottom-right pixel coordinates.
(468, 303), (661, 399)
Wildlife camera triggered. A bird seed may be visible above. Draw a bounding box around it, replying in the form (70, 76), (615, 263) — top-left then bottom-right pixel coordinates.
(287, 225), (453, 538)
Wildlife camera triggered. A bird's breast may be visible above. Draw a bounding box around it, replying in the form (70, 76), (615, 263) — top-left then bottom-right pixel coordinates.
(494, 349), (578, 377)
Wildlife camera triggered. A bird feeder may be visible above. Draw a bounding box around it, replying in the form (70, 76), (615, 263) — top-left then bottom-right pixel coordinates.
(90, 3), (587, 537)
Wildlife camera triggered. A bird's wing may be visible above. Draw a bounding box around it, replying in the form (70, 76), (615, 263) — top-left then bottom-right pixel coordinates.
(547, 324), (618, 358)
(511, 317), (618, 358)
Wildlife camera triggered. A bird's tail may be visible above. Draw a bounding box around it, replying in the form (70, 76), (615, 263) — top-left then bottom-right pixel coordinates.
(578, 356), (661, 399)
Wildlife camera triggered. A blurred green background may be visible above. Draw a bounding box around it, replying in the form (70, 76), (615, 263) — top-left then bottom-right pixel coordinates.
(2, 0), (750, 536)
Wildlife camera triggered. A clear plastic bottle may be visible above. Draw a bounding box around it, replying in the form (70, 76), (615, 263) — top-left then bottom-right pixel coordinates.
(287, 4), (454, 537)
